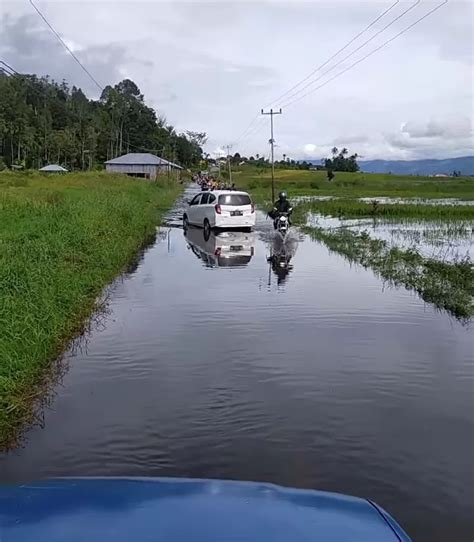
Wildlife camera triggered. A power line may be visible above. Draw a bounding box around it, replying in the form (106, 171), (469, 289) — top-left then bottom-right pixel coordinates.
(277, 0), (421, 108)
(235, 0), (404, 148)
(29, 0), (103, 92)
(28, 0), (172, 156)
(0, 60), (18, 75)
(238, 116), (267, 144)
(264, 0), (401, 109)
(234, 112), (261, 144)
(281, 0), (448, 109)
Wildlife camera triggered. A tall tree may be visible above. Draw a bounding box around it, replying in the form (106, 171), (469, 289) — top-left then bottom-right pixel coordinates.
(0, 74), (205, 169)
(325, 147), (359, 173)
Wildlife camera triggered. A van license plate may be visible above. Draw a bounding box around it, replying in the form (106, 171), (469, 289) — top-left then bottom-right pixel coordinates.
(231, 211), (243, 216)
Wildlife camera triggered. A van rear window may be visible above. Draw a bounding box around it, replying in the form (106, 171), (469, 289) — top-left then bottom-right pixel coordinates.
(218, 194), (251, 206)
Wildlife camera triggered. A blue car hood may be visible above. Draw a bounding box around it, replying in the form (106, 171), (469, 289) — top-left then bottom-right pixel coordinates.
(0, 477), (411, 541)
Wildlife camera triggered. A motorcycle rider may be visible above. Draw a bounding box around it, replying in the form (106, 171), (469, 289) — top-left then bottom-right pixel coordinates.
(270, 191), (292, 230)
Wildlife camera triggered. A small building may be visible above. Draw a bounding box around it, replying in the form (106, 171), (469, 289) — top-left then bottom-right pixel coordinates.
(39, 164), (68, 173)
(105, 153), (182, 181)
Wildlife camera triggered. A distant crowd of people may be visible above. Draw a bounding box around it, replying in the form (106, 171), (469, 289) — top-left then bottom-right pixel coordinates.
(192, 172), (236, 192)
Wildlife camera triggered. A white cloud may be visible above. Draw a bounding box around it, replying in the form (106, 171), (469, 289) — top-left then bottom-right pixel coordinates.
(302, 143), (326, 159)
(212, 147), (227, 158)
(401, 118), (473, 140)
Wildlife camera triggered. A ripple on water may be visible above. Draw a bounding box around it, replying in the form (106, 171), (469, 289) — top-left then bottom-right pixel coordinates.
(1, 187), (473, 542)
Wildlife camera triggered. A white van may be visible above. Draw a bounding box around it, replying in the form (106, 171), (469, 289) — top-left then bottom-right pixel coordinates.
(183, 191), (256, 232)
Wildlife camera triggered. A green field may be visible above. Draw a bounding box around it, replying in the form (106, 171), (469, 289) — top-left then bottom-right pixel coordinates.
(0, 172), (181, 448)
(232, 165), (474, 203)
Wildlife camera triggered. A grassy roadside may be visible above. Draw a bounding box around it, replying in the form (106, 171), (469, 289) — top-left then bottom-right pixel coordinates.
(232, 166), (474, 203)
(301, 226), (474, 320)
(0, 172), (182, 448)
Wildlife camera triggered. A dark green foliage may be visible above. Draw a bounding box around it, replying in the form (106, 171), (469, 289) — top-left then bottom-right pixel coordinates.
(0, 75), (204, 169)
(325, 147), (359, 172)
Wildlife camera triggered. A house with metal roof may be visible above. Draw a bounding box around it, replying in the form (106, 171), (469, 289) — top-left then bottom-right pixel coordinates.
(105, 153), (182, 181)
(39, 164), (68, 173)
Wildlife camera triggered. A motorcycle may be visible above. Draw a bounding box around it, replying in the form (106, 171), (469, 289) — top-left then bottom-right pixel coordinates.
(275, 209), (292, 236)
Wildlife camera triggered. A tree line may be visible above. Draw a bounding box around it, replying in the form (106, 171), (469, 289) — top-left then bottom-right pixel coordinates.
(205, 147), (359, 174)
(0, 74), (206, 170)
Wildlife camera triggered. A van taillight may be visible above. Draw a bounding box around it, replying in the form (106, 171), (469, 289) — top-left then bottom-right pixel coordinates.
(215, 204), (221, 214)
(251, 203), (255, 213)
(215, 247), (221, 256)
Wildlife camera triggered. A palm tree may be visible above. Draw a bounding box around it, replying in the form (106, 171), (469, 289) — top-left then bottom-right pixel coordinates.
(331, 146), (338, 157)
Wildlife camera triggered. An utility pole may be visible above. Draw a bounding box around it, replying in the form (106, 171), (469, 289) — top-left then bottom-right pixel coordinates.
(226, 144), (233, 184)
(216, 153), (221, 178)
(261, 108), (282, 202)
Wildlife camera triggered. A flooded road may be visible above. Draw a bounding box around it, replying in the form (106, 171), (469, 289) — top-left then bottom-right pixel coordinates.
(1, 189), (473, 542)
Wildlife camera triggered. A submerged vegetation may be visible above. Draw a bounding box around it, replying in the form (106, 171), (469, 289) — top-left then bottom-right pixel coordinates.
(302, 226), (473, 321)
(0, 172), (182, 448)
(296, 198), (474, 221)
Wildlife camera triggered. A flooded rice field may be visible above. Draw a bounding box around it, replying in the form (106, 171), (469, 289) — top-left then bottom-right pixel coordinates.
(1, 188), (473, 542)
(307, 214), (473, 263)
(295, 195), (474, 206)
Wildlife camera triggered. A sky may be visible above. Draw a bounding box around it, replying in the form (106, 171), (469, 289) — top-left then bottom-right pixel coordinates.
(0, 0), (473, 161)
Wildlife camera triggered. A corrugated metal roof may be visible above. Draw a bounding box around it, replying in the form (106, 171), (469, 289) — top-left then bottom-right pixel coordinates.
(39, 164), (68, 172)
(105, 153), (182, 169)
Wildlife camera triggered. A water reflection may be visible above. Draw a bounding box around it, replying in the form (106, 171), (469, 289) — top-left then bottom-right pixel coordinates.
(185, 228), (255, 268)
(266, 233), (299, 286)
(3, 190), (473, 542)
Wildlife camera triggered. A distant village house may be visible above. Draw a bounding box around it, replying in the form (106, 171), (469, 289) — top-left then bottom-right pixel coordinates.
(105, 153), (182, 181)
(39, 164), (68, 173)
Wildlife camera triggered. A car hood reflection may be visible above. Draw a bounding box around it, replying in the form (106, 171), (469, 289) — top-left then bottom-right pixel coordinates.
(185, 228), (255, 268)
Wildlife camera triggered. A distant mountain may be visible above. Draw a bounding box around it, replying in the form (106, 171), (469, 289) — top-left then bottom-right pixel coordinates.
(303, 156), (474, 176)
(360, 157), (474, 176)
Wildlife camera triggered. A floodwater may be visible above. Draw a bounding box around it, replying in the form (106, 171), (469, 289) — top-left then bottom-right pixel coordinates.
(295, 195), (474, 206)
(307, 214), (473, 263)
(1, 188), (473, 542)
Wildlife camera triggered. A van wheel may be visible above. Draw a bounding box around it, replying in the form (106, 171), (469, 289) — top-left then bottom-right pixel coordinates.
(203, 219), (211, 236)
(183, 215), (189, 231)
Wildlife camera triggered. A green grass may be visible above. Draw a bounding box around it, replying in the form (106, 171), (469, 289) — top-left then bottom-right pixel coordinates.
(232, 165), (474, 203)
(302, 226), (473, 321)
(295, 199), (474, 221)
(0, 171), (182, 448)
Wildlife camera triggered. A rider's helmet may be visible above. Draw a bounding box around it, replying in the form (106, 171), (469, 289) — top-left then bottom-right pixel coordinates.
(279, 191), (287, 200)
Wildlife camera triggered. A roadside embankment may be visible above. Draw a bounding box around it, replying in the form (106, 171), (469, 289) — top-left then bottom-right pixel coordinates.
(0, 172), (182, 448)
